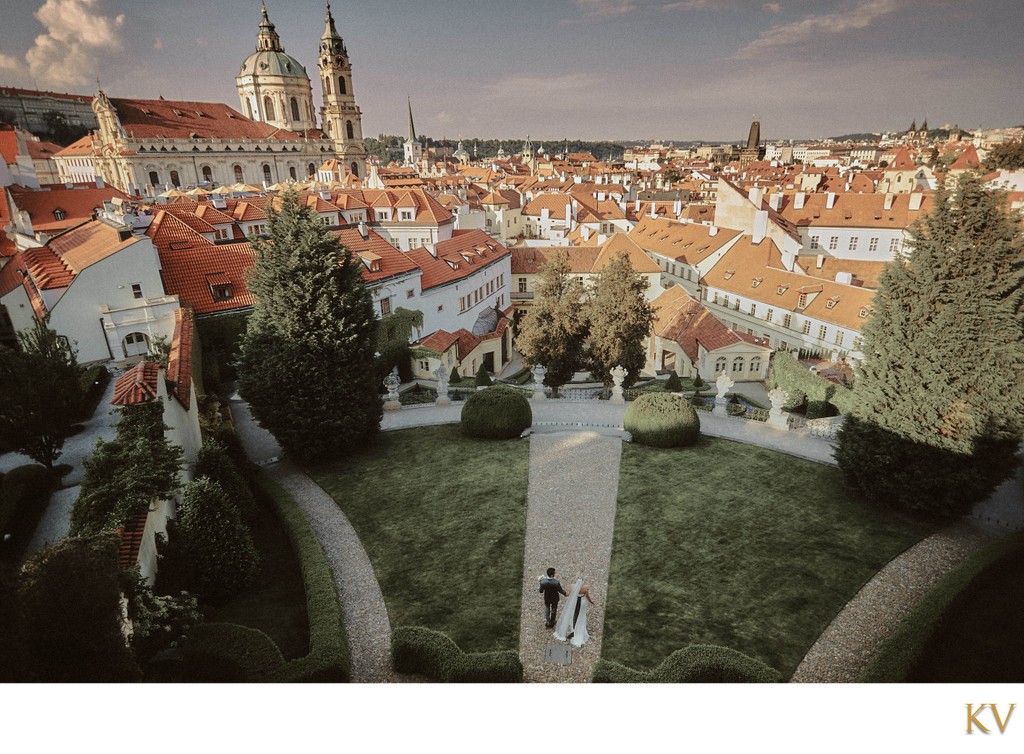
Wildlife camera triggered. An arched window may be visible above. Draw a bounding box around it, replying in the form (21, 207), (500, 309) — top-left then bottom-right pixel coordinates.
(731, 357), (744, 373)
(307, 163), (315, 177)
(122, 332), (150, 358)
(262, 164), (272, 183)
(715, 357), (726, 373)
(263, 96), (275, 121)
(350, 161), (359, 177)
(346, 120), (354, 139)
(290, 97), (300, 122)
(324, 77), (331, 95)
(148, 171), (159, 186)
(289, 166), (297, 180)
(750, 356), (762, 373)
(339, 77), (346, 95)
(169, 170), (180, 187)
(233, 164), (244, 183)
(201, 165), (213, 183)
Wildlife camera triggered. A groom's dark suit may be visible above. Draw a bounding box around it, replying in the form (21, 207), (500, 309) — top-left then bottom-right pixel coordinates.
(539, 576), (568, 628)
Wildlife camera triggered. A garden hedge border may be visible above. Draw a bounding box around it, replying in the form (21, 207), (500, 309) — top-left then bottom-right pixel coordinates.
(184, 471), (350, 682)
(859, 529), (1024, 683)
(768, 351), (855, 417)
(591, 645), (783, 683)
(391, 626), (523, 682)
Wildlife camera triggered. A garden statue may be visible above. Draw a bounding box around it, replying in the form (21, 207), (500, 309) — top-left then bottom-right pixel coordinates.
(433, 364), (451, 406)
(713, 371), (734, 416)
(767, 387), (790, 430)
(531, 363), (548, 401)
(610, 365), (628, 404)
(383, 367), (402, 412)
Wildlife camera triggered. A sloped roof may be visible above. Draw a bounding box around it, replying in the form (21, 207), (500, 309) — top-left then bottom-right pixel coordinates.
(5, 184), (130, 232)
(109, 97), (283, 140)
(652, 286), (768, 362)
(166, 306), (194, 410)
(593, 233), (663, 274)
(775, 191), (933, 230)
(334, 227), (419, 284)
(111, 360), (161, 405)
(509, 246), (602, 275)
(629, 216), (741, 264)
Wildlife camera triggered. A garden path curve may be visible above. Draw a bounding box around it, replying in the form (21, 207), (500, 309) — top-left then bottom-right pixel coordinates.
(230, 400), (398, 682)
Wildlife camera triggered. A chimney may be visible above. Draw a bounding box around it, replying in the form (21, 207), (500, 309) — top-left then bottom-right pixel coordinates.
(909, 193), (923, 211)
(794, 192), (806, 210)
(883, 193), (894, 211)
(673, 199), (682, 218)
(816, 254), (825, 269)
(781, 250), (796, 271)
(581, 225), (591, 241)
(826, 192), (837, 209)
(634, 198), (641, 213)
(319, 190), (331, 201)
(768, 193), (783, 211)
(748, 187), (764, 206)
(709, 225), (718, 237)
(752, 210), (768, 244)
(358, 220), (368, 239)
(650, 202), (656, 219)
(835, 271), (853, 285)
(211, 193), (227, 210)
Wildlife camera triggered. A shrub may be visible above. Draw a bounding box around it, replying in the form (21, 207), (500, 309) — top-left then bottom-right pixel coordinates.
(768, 351), (853, 416)
(77, 364), (110, 420)
(726, 403), (746, 417)
(805, 400), (838, 420)
(461, 385), (532, 440)
(0, 465), (55, 562)
(449, 365), (461, 385)
(693, 374), (704, 389)
(690, 390), (704, 407)
(624, 392), (701, 448)
(474, 363), (493, 387)
(665, 372), (682, 392)
(391, 626), (523, 682)
(194, 438), (257, 521)
(176, 477), (260, 601)
(592, 645), (783, 683)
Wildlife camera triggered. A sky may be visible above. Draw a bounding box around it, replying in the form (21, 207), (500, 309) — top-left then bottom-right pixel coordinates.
(0, 0), (1022, 142)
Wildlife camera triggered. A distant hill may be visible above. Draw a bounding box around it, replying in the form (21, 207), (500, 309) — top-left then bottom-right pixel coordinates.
(829, 132), (883, 142)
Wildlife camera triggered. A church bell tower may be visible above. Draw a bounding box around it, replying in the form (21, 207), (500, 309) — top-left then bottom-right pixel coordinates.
(318, 2), (366, 178)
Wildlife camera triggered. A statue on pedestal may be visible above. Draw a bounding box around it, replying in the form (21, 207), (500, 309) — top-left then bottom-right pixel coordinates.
(610, 365), (628, 404)
(713, 371), (734, 416)
(433, 364), (450, 406)
(531, 364), (548, 401)
(766, 387), (790, 430)
(383, 367), (402, 412)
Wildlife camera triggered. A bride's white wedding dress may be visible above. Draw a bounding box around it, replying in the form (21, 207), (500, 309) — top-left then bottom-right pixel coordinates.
(554, 578), (589, 648)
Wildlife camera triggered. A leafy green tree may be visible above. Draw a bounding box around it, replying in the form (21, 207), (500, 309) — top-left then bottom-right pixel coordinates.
(70, 401), (182, 536)
(18, 534), (139, 681)
(984, 141), (1024, 171)
(176, 477), (260, 601)
(194, 438), (257, 521)
(237, 190), (382, 462)
(41, 111), (89, 147)
(586, 253), (656, 388)
(0, 320), (85, 468)
(515, 251), (588, 387)
(836, 174), (1024, 517)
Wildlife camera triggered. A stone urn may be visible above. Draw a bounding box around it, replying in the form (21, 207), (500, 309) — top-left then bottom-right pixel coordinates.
(610, 365), (628, 404)
(433, 364), (451, 406)
(713, 371), (734, 416)
(383, 367), (402, 412)
(530, 364), (548, 402)
(767, 387), (790, 430)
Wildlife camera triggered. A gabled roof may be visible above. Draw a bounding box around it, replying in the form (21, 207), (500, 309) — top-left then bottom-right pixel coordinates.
(593, 233), (662, 274)
(5, 184), (130, 233)
(775, 191), (933, 230)
(109, 97), (285, 140)
(334, 227), (419, 284)
(509, 246), (602, 275)
(402, 230), (509, 291)
(947, 144), (980, 172)
(628, 216), (741, 264)
(652, 286), (770, 363)
(111, 360), (161, 405)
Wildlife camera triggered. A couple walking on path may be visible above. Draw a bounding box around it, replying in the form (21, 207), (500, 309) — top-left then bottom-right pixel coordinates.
(539, 568), (596, 648)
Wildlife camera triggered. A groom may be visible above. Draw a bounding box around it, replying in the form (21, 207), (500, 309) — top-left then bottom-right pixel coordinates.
(539, 567), (568, 628)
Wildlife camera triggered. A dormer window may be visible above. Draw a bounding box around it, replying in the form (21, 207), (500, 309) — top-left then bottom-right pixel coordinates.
(723, 269), (735, 280)
(859, 307), (869, 318)
(400, 210), (413, 221)
(826, 295), (840, 310)
(777, 285), (789, 295)
(797, 293), (808, 309)
(212, 284), (232, 301)
(53, 208), (66, 221)
(751, 277), (763, 288)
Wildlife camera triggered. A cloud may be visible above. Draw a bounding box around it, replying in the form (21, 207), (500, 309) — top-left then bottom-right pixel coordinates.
(25, 0), (126, 87)
(0, 51), (21, 71)
(735, 0), (898, 58)
(763, 2), (781, 12)
(570, 0), (638, 19)
(153, 37), (164, 50)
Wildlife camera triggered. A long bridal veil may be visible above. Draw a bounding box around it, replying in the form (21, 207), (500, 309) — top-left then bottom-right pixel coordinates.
(554, 578), (584, 643)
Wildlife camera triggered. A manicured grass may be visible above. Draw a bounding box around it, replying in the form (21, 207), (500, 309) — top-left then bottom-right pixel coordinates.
(603, 436), (932, 677)
(310, 425), (529, 653)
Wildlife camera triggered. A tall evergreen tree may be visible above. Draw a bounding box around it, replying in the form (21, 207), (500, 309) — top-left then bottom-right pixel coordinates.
(515, 251), (588, 387)
(0, 319), (84, 468)
(836, 174), (1024, 517)
(586, 252), (655, 388)
(237, 191), (381, 462)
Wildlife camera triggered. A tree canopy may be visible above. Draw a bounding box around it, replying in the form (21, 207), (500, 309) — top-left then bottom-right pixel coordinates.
(835, 174), (1024, 517)
(586, 253), (655, 388)
(514, 251), (588, 387)
(237, 190), (382, 462)
(983, 141), (1024, 171)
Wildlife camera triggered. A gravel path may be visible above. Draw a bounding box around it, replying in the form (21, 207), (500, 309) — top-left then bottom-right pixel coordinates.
(791, 521), (993, 682)
(518, 431), (622, 683)
(230, 400), (397, 682)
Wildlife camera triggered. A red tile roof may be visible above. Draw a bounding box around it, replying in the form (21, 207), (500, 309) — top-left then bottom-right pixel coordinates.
(111, 360), (161, 405)
(167, 307), (194, 410)
(5, 184), (130, 233)
(25, 139), (62, 160)
(116, 508), (149, 568)
(109, 97), (285, 141)
(403, 230), (509, 291)
(509, 246), (602, 275)
(652, 286), (769, 362)
(334, 227), (419, 284)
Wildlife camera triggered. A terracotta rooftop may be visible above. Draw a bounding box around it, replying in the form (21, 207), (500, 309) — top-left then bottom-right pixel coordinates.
(166, 306), (194, 410)
(509, 246), (602, 275)
(629, 216), (741, 264)
(111, 360), (161, 405)
(652, 286), (769, 363)
(109, 97), (289, 141)
(5, 184), (130, 233)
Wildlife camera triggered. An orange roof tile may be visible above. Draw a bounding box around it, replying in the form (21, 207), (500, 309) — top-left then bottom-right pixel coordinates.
(628, 217), (741, 264)
(593, 233), (662, 273)
(652, 286), (767, 362)
(775, 191), (933, 230)
(403, 230), (509, 291)
(109, 97), (286, 141)
(167, 307), (194, 410)
(509, 246), (602, 275)
(5, 184), (130, 233)
(111, 360), (161, 405)
(156, 237), (255, 315)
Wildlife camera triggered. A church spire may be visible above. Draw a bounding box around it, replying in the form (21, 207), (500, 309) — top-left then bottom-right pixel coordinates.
(407, 97), (417, 143)
(257, 2), (282, 51)
(321, 2), (346, 52)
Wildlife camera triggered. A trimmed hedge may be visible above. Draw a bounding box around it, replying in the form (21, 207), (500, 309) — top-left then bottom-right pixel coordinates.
(592, 645), (783, 683)
(461, 385), (532, 440)
(183, 472), (350, 682)
(623, 392), (701, 448)
(768, 351), (854, 416)
(474, 364), (493, 387)
(0, 465), (54, 562)
(78, 364), (111, 420)
(391, 626), (523, 682)
(665, 372), (682, 392)
(860, 530), (1024, 683)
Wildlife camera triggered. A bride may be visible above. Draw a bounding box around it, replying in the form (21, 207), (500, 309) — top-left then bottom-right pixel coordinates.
(553, 579), (596, 648)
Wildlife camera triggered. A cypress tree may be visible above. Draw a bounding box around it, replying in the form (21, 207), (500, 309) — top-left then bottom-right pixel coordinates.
(237, 190), (381, 462)
(586, 252), (655, 388)
(515, 251), (587, 387)
(836, 174), (1024, 517)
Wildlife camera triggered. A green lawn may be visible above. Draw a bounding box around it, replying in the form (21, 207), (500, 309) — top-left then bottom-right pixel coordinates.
(309, 425), (529, 653)
(603, 436), (932, 677)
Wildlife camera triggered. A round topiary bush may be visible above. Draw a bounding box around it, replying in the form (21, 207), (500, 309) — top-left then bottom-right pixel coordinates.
(624, 392), (701, 448)
(461, 385), (532, 439)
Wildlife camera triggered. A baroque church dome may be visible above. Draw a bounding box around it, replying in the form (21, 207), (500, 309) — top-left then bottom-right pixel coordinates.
(239, 49), (308, 80)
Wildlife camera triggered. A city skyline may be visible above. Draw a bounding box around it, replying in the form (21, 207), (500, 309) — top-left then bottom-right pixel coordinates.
(0, 0), (1022, 142)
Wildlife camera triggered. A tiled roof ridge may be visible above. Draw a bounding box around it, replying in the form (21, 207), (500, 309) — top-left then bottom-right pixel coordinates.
(167, 306), (194, 410)
(111, 360), (161, 405)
